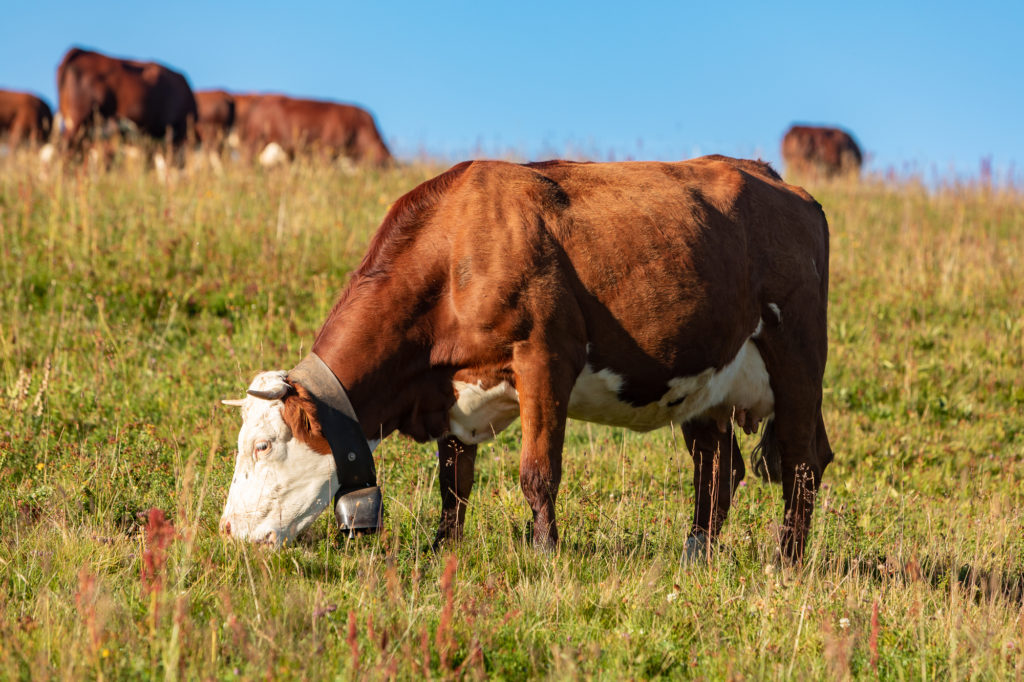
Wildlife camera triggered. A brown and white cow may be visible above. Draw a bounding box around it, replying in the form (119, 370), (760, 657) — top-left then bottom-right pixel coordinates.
(240, 95), (392, 166)
(782, 125), (862, 178)
(0, 90), (53, 147)
(57, 47), (198, 151)
(220, 155), (833, 562)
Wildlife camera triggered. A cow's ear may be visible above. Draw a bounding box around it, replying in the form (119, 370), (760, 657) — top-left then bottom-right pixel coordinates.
(281, 382), (331, 455)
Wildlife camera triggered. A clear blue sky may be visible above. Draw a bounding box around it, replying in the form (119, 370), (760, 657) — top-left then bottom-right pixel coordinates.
(3, 1), (1021, 180)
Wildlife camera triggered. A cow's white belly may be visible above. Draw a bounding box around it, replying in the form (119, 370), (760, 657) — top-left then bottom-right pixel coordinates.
(446, 334), (774, 444)
(567, 339), (774, 431)
(448, 380), (521, 444)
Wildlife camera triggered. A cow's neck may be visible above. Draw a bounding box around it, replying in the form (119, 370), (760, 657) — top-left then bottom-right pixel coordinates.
(310, 272), (455, 442)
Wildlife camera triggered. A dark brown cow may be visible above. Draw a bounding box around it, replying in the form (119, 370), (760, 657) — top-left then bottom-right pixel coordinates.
(220, 155), (833, 563)
(0, 90), (53, 146)
(241, 95), (392, 165)
(782, 125), (862, 178)
(195, 89), (235, 147)
(57, 47), (198, 150)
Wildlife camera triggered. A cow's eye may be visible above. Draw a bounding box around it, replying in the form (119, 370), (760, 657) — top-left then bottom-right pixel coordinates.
(254, 440), (271, 455)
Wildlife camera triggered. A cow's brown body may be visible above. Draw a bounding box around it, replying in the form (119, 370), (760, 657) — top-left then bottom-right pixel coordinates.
(57, 47), (198, 149)
(195, 89), (235, 147)
(241, 95), (391, 165)
(274, 156), (832, 560)
(0, 90), (52, 146)
(229, 93), (262, 134)
(782, 125), (862, 178)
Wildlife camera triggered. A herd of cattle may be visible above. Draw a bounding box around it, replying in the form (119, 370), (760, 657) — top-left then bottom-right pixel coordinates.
(2, 46), (861, 174)
(0, 47), (393, 166)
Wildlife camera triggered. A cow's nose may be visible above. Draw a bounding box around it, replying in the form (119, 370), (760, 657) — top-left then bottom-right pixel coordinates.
(219, 519), (232, 537)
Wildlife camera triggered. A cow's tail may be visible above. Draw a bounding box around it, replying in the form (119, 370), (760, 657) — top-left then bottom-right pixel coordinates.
(750, 419), (782, 484)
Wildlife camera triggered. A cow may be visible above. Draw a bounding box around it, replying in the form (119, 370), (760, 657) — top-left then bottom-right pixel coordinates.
(0, 90), (53, 147)
(781, 125), (862, 178)
(220, 155), (833, 564)
(228, 93), (261, 134)
(195, 89), (235, 148)
(240, 95), (392, 166)
(57, 47), (198, 153)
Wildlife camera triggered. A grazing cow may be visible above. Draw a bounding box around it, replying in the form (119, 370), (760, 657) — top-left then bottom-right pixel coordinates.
(57, 47), (198, 151)
(220, 155), (833, 563)
(195, 89), (235, 147)
(241, 95), (392, 166)
(0, 90), (53, 147)
(782, 125), (862, 178)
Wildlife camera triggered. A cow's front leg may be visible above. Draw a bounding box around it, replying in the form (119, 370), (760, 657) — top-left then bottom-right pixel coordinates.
(682, 419), (745, 561)
(513, 345), (580, 550)
(433, 435), (478, 548)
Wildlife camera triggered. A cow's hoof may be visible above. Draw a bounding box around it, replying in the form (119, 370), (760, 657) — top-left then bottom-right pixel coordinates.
(682, 532), (712, 563)
(431, 530), (462, 552)
(532, 538), (557, 554)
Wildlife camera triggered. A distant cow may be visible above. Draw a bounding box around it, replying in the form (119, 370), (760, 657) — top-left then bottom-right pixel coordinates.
(229, 93), (262, 132)
(241, 95), (392, 166)
(195, 89), (235, 147)
(220, 155), (833, 564)
(57, 47), (198, 151)
(0, 90), (53, 146)
(782, 125), (862, 178)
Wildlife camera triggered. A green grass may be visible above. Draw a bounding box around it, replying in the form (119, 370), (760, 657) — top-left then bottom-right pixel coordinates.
(1, 153), (1022, 679)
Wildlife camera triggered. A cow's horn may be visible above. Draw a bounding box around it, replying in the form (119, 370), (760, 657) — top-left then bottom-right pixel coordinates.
(247, 386), (289, 400)
(221, 398), (246, 407)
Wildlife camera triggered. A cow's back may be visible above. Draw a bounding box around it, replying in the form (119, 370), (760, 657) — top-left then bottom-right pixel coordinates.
(434, 158), (827, 406)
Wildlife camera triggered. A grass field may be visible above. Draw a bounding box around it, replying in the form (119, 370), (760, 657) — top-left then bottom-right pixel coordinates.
(1, 152), (1022, 680)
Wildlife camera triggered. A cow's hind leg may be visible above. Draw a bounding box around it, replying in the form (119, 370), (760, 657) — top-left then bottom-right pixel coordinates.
(433, 436), (478, 548)
(773, 410), (832, 562)
(757, 311), (833, 563)
(682, 419), (745, 561)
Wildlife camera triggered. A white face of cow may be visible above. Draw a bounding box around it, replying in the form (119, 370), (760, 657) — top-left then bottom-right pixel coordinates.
(219, 371), (339, 546)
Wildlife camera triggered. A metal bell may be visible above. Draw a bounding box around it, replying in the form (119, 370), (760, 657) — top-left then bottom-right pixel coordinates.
(334, 486), (383, 537)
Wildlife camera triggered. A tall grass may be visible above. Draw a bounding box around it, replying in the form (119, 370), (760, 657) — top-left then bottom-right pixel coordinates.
(1, 151), (1022, 679)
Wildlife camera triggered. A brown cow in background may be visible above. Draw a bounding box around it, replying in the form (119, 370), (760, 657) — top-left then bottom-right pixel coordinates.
(0, 90), (53, 147)
(242, 95), (392, 166)
(57, 47), (198, 151)
(782, 125), (862, 178)
(229, 93), (262, 133)
(195, 89), (235, 147)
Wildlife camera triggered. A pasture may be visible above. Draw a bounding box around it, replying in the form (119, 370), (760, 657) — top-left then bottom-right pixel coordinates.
(1, 153), (1022, 679)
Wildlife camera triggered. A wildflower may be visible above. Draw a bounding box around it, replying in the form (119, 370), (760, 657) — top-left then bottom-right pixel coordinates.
(36, 462), (44, 470)
(101, 648), (110, 658)
(666, 592), (679, 603)
(839, 617), (851, 629)
(140, 508), (177, 596)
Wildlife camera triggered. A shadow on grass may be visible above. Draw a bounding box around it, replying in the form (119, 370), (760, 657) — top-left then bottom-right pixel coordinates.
(822, 552), (1024, 606)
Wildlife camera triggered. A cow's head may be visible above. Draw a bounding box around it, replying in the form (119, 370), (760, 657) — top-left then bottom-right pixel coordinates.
(219, 371), (338, 546)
